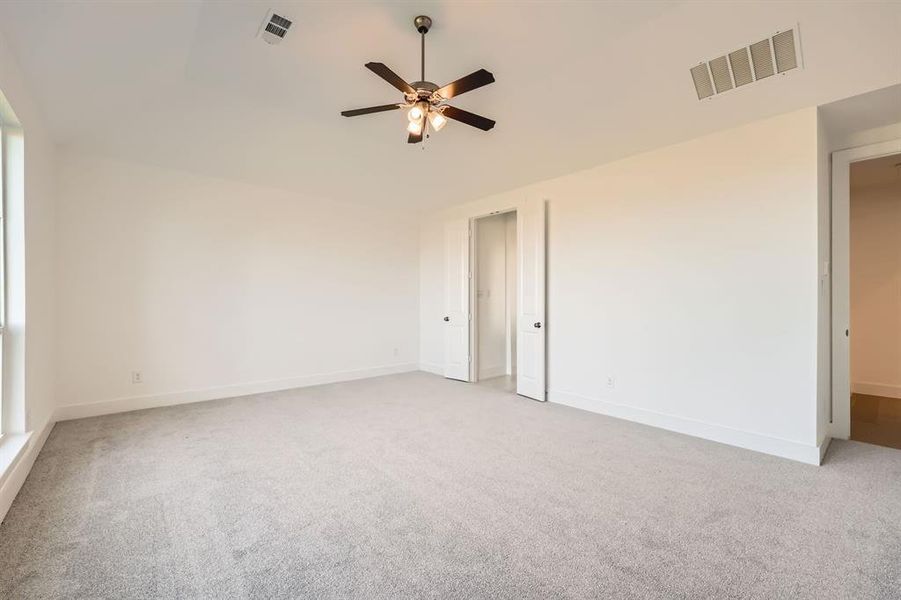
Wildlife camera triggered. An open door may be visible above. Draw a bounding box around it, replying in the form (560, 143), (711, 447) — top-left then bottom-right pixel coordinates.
(517, 198), (546, 400)
(444, 219), (471, 381)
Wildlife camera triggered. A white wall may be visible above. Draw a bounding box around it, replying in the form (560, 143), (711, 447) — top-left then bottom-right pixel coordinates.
(421, 108), (822, 463)
(476, 214), (508, 379)
(850, 178), (901, 399)
(54, 153), (420, 416)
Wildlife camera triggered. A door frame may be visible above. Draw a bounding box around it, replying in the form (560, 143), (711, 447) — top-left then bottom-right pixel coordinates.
(469, 208), (517, 383)
(830, 138), (901, 439)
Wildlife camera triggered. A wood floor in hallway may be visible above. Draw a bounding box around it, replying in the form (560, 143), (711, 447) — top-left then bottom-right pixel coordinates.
(851, 393), (901, 450)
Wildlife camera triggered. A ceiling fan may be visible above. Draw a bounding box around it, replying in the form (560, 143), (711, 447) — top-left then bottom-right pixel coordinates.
(341, 15), (496, 144)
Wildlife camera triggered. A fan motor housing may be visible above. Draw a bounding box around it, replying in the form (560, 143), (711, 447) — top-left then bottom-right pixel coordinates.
(409, 81), (439, 102)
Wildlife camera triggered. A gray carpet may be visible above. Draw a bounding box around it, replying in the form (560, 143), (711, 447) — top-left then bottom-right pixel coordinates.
(1, 372), (900, 599)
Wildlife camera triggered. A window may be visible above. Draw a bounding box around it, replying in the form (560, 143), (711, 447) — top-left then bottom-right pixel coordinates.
(0, 90), (26, 441)
(0, 120), (4, 436)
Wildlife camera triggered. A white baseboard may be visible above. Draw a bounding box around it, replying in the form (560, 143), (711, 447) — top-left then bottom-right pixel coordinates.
(549, 389), (822, 465)
(418, 362), (444, 375)
(55, 363), (419, 421)
(852, 381), (901, 399)
(819, 436), (832, 463)
(0, 417), (55, 524)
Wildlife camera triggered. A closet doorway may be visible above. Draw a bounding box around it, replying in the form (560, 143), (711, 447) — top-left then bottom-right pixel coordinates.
(472, 211), (518, 392)
(443, 198), (547, 401)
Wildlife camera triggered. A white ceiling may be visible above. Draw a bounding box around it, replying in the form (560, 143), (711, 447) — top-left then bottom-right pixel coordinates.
(1, 1), (899, 213)
(820, 82), (901, 146)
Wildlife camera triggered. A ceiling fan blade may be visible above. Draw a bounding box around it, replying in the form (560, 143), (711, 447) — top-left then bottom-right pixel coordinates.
(435, 69), (495, 99)
(441, 105), (496, 131)
(365, 62), (415, 95)
(341, 103), (403, 117)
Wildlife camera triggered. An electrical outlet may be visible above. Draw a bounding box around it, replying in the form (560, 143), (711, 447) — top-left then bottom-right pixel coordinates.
(393, 347), (399, 357)
(606, 376), (615, 389)
(131, 371), (143, 384)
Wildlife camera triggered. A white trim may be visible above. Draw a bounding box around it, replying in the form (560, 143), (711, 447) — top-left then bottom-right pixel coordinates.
(831, 138), (901, 440)
(55, 363), (418, 421)
(0, 417), (54, 523)
(851, 382), (901, 400)
(549, 389), (823, 465)
(418, 362), (444, 375)
(819, 436), (832, 463)
(469, 217), (479, 383)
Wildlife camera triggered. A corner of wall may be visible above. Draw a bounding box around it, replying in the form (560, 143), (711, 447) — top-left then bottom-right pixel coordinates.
(815, 107), (832, 445)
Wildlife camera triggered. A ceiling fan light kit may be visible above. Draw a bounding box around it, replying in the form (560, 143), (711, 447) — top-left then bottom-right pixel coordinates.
(341, 15), (496, 144)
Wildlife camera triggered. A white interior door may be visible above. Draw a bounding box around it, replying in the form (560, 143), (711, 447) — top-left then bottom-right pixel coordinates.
(444, 219), (471, 381)
(517, 198), (546, 400)
(831, 148), (851, 439)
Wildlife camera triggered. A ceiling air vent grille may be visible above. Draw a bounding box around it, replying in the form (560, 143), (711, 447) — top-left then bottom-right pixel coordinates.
(690, 64), (714, 100)
(259, 11), (292, 45)
(690, 26), (802, 101)
(772, 29), (798, 73)
(709, 56), (733, 94)
(749, 39), (775, 80)
(728, 48), (754, 87)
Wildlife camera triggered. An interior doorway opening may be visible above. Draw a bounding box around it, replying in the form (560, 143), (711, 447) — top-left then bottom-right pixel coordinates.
(472, 210), (517, 392)
(848, 152), (901, 450)
(831, 137), (901, 444)
(443, 197), (545, 400)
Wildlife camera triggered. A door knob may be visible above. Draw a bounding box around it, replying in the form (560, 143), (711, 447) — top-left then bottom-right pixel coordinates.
(444, 316), (450, 322)
(534, 322), (542, 328)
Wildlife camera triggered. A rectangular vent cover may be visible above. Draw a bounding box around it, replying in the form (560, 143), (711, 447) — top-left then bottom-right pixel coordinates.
(749, 39), (775, 80)
(690, 64), (714, 100)
(772, 29), (798, 73)
(690, 26), (801, 100)
(709, 56), (733, 94)
(728, 48), (754, 87)
(259, 11), (292, 45)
